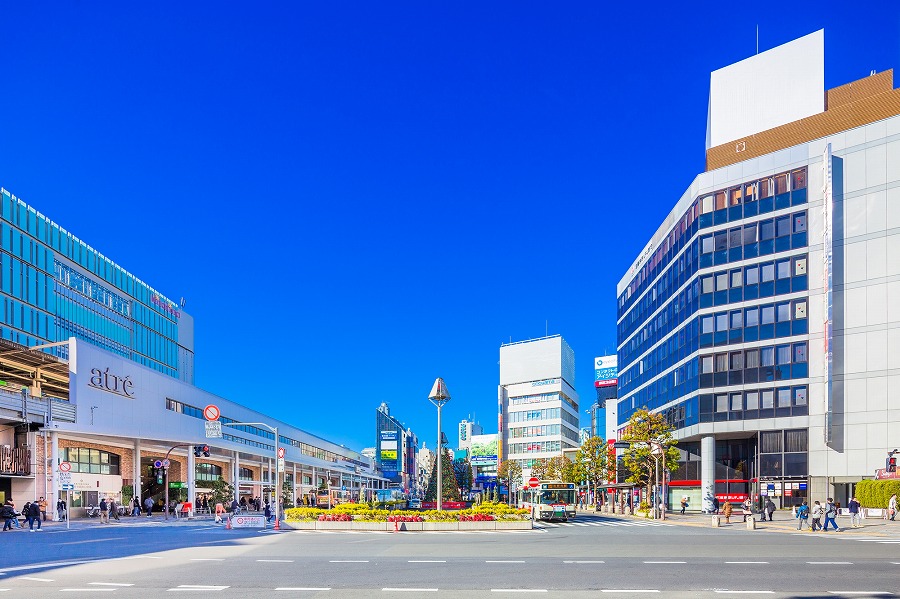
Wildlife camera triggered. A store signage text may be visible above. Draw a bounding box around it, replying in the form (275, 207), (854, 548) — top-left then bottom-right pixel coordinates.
(151, 294), (181, 319)
(531, 378), (559, 387)
(89, 367), (135, 398)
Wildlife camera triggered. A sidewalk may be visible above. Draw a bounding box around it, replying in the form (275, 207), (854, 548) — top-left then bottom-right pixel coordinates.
(2, 513), (221, 531)
(579, 508), (900, 536)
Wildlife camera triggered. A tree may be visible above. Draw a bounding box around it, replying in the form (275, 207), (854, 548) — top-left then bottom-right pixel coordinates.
(424, 449), (462, 504)
(452, 457), (474, 496)
(546, 456), (571, 481)
(529, 458), (549, 479)
(620, 409), (680, 506)
(573, 436), (608, 505)
(209, 479), (235, 509)
(497, 460), (523, 492)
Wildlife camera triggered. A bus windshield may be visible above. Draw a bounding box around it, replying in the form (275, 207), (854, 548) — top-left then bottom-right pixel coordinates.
(539, 490), (574, 505)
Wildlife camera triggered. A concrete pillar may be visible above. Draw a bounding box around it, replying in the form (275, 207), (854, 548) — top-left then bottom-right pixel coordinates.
(50, 431), (59, 521)
(701, 435), (716, 514)
(292, 463), (297, 506)
(133, 439), (142, 502)
(187, 450), (196, 509)
(232, 451), (240, 503)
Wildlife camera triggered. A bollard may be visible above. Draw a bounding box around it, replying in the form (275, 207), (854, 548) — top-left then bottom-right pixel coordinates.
(225, 516), (232, 530)
(711, 515), (721, 527)
(746, 516), (756, 530)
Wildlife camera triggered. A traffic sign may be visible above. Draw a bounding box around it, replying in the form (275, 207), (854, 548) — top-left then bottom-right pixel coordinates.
(341, 485), (346, 492)
(203, 404), (221, 421)
(58, 472), (72, 488)
(59, 461), (72, 473)
(277, 447), (285, 459)
(528, 477), (540, 488)
(61, 483), (75, 490)
(205, 420), (223, 439)
(277, 457), (285, 472)
(154, 460), (163, 468)
(162, 459), (171, 468)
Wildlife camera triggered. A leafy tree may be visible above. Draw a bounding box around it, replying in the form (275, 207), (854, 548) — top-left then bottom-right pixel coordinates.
(209, 479), (235, 509)
(452, 457), (474, 495)
(546, 456), (571, 481)
(529, 458), (549, 480)
(560, 460), (578, 484)
(620, 409), (680, 503)
(573, 436), (608, 504)
(497, 460), (523, 492)
(424, 449), (462, 504)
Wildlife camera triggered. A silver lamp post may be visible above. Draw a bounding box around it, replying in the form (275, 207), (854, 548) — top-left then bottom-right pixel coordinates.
(428, 378), (451, 511)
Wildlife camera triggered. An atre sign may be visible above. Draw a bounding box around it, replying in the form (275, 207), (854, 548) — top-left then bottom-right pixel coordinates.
(88, 367), (135, 398)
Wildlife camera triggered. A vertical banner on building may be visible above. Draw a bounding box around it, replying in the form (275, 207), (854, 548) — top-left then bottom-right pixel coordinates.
(822, 143), (834, 445)
(497, 385), (506, 464)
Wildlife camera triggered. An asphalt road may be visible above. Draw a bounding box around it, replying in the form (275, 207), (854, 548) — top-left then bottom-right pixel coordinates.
(1, 513), (898, 598)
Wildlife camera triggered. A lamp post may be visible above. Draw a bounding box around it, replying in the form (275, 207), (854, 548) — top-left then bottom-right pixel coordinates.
(428, 378), (451, 511)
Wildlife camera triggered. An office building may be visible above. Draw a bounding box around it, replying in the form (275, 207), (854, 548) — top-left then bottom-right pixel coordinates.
(498, 335), (580, 479)
(615, 30), (900, 510)
(458, 418), (483, 451)
(375, 402), (418, 493)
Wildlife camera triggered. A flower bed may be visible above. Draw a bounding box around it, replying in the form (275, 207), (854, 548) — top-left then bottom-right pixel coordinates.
(284, 502), (529, 523)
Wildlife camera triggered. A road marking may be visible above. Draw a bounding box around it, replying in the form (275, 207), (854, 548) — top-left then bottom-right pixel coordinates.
(20, 577), (54, 582)
(713, 592), (774, 595)
(61, 590), (117, 593)
(487, 560), (526, 563)
(329, 560), (368, 563)
(807, 562), (853, 565)
(167, 586), (229, 592)
(563, 560), (605, 564)
(276, 589), (331, 592)
(90, 583), (135, 587)
(60, 538), (127, 546)
(382, 589), (438, 592)
(408, 560), (447, 563)
(490, 590), (547, 593)
(877, 541), (900, 543)
(827, 593), (893, 596)
(600, 591), (660, 594)
(572, 523), (589, 527)
(725, 561), (769, 564)
(256, 559), (294, 563)
(643, 561), (686, 564)
(189, 559), (224, 562)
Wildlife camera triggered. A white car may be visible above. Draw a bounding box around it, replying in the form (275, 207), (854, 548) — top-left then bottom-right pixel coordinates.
(408, 499), (422, 509)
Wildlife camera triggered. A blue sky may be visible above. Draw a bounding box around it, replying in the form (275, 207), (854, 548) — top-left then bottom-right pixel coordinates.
(1, 2), (899, 452)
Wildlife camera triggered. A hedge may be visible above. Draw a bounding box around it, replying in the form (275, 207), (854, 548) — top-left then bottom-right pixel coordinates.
(855, 479), (900, 508)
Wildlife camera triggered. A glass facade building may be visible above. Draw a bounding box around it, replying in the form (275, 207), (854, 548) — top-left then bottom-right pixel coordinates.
(0, 187), (194, 385)
(375, 402), (418, 493)
(614, 31), (900, 510)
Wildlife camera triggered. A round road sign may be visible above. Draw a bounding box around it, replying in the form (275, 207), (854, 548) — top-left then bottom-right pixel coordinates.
(162, 459), (171, 467)
(277, 447), (285, 459)
(154, 460), (163, 468)
(528, 477), (540, 488)
(59, 461), (72, 472)
(203, 404), (221, 421)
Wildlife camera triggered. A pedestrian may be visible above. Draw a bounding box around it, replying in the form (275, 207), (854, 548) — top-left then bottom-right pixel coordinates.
(848, 496), (862, 528)
(144, 496), (154, 517)
(28, 500), (42, 531)
(4, 500), (21, 529)
(765, 498), (776, 521)
(723, 501), (733, 523)
(823, 497), (840, 532)
(264, 501), (273, 524)
(1, 502), (16, 531)
(215, 502), (226, 524)
(810, 500), (823, 531)
(796, 500), (810, 530)
(231, 498), (240, 515)
(110, 498), (120, 522)
(889, 493), (897, 521)
(57, 498), (66, 521)
(712, 496), (720, 515)
(99, 497), (109, 524)
(38, 497), (48, 522)
(132, 496), (141, 517)
(742, 499), (752, 522)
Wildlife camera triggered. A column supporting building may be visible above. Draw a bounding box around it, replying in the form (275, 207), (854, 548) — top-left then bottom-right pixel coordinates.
(701, 435), (715, 513)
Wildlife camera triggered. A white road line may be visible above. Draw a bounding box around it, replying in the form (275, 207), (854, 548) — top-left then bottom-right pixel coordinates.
(486, 560), (526, 563)
(827, 593), (893, 596)
(490, 590), (547, 593)
(167, 586), (229, 592)
(21, 577), (54, 582)
(275, 588), (331, 592)
(382, 589), (438, 592)
(189, 559), (224, 562)
(713, 592), (774, 595)
(61, 590), (117, 593)
(256, 559), (294, 563)
(329, 560), (369, 563)
(643, 561), (686, 564)
(600, 590), (660, 594)
(725, 561), (769, 564)
(563, 561), (605, 564)
(59, 538), (127, 546)
(807, 561), (853, 565)
(877, 541), (900, 543)
(408, 560), (447, 563)
(572, 523), (589, 527)
(90, 583), (135, 587)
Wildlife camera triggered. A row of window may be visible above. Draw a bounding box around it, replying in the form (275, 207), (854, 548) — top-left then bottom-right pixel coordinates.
(63, 448), (121, 475)
(509, 424), (562, 438)
(700, 256), (808, 308)
(195, 463), (223, 482)
(699, 342), (809, 388)
(507, 407), (579, 427)
(509, 391), (579, 412)
(509, 440), (563, 454)
(700, 211), (808, 268)
(618, 166), (806, 316)
(699, 386), (810, 422)
(1, 250), (54, 313)
(55, 261), (131, 318)
(700, 299), (808, 347)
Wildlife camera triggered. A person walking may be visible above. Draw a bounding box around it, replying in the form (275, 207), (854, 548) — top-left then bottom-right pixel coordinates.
(144, 496), (154, 517)
(57, 498), (66, 521)
(796, 500), (810, 530)
(109, 498), (120, 522)
(1, 502), (16, 531)
(823, 497), (841, 532)
(214, 502), (226, 524)
(680, 497), (687, 515)
(264, 501), (274, 524)
(741, 499), (752, 522)
(722, 501), (733, 523)
(38, 497), (48, 522)
(889, 493), (897, 521)
(99, 497), (109, 524)
(132, 496), (141, 517)
(765, 498), (776, 521)
(811, 500), (824, 531)
(848, 496), (862, 528)
(27, 501), (42, 531)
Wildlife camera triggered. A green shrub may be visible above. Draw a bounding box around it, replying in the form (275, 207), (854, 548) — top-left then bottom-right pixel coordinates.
(856, 480), (900, 508)
(284, 507), (325, 521)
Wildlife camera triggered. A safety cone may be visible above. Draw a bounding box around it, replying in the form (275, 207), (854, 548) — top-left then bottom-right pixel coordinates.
(225, 516), (232, 530)
(274, 518), (280, 530)
(393, 521), (398, 533)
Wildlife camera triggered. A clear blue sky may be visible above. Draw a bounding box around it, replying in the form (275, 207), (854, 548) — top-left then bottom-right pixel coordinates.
(1, 2), (898, 451)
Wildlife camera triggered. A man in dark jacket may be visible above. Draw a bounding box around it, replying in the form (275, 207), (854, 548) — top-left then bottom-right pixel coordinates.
(765, 498), (776, 521)
(1, 503), (16, 531)
(27, 501), (42, 531)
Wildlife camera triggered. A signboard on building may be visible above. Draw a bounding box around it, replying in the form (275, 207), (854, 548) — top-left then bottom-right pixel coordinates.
(381, 450), (397, 460)
(595, 355), (618, 388)
(470, 434), (498, 465)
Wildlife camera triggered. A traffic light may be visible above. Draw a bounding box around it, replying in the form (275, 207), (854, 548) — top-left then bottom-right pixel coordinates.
(202, 445), (210, 457)
(156, 468), (163, 485)
(888, 456), (898, 473)
(194, 445), (211, 458)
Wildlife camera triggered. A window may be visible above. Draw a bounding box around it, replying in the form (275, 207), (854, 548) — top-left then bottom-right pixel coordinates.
(776, 302), (791, 322)
(701, 355), (714, 373)
(761, 347), (775, 366)
(760, 220), (775, 240)
(761, 263), (775, 282)
(794, 213), (807, 233)
(716, 394), (728, 412)
(729, 228), (743, 247)
(785, 428), (808, 452)
(730, 351), (744, 370)
(730, 310), (743, 329)
(728, 271), (742, 290)
(745, 266), (759, 285)
(761, 305), (775, 325)
(745, 307), (759, 326)
(777, 387), (792, 407)
(794, 300), (807, 319)
(776, 216), (791, 237)
(761, 430), (782, 452)
(731, 393), (743, 411)
(746, 348), (760, 368)
(746, 391), (759, 410)
(792, 168), (807, 190)
(716, 273), (729, 291)
(64, 448), (120, 475)
(775, 173), (789, 194)
(743, 223), (758, 244)
(744, 182), (757, 202)
(794, 343), (807, 363)
(777, 259), (791, 279)
(716, 313), (728, 331)
(702, 236), (714, 254)
(759, 178), (772, 199)
(701, 315), (714, 334)
(761, 389), (775, 409)
(715, 191), (727, 210)
(715, 353), (728, 372)
(729, 188), (742, 205)
(701, 195), (714, 214)
(701, 276), (714, 293)
(793, 387), (808, 406)
(794, 257), (807, 276)
(196, 463), (223, 482)
(776, 345), (791, 365)
(714, 232), (727, 251)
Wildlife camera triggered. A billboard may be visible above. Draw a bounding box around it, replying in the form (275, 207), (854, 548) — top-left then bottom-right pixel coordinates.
(380, 450), (397, 460)
(595, 355), (618, 388)
(470, 434), (498, 466)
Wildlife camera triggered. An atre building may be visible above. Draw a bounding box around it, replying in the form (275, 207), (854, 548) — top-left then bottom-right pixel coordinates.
(0, 186), (384, 514)
(614, 30), (900, 511)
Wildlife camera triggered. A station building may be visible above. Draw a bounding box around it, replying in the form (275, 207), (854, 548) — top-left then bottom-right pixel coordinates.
(0, 186), (384, 514)
(614, 30), (900, 510)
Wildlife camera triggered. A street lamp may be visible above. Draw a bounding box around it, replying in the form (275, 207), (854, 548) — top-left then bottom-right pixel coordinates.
(428, 378), (451, 511)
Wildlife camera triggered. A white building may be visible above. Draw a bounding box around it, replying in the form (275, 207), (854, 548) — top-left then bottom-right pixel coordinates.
(458, 418), (483, 451)
(498, 335), (580, 480)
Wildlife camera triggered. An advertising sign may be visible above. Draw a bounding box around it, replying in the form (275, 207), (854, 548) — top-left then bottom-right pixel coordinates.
(470, 434), (498, 465)
(380, 430), (398, 441)
(381, 450), (397, 460)
(230, 515), (266, 528)
(595, 355), (618, 388)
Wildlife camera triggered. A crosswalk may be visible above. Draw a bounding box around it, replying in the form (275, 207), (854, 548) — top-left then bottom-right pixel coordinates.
(536, 517), (672, 529)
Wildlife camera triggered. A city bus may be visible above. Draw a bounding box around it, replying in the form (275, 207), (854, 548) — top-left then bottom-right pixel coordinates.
(520, 481), (577, 522)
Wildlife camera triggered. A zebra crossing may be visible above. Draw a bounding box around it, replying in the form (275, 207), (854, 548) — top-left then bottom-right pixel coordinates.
(535, 516), (672, 529)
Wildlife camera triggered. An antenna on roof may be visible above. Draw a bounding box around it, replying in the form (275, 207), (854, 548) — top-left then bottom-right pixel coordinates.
(756, 25), (759, 55)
